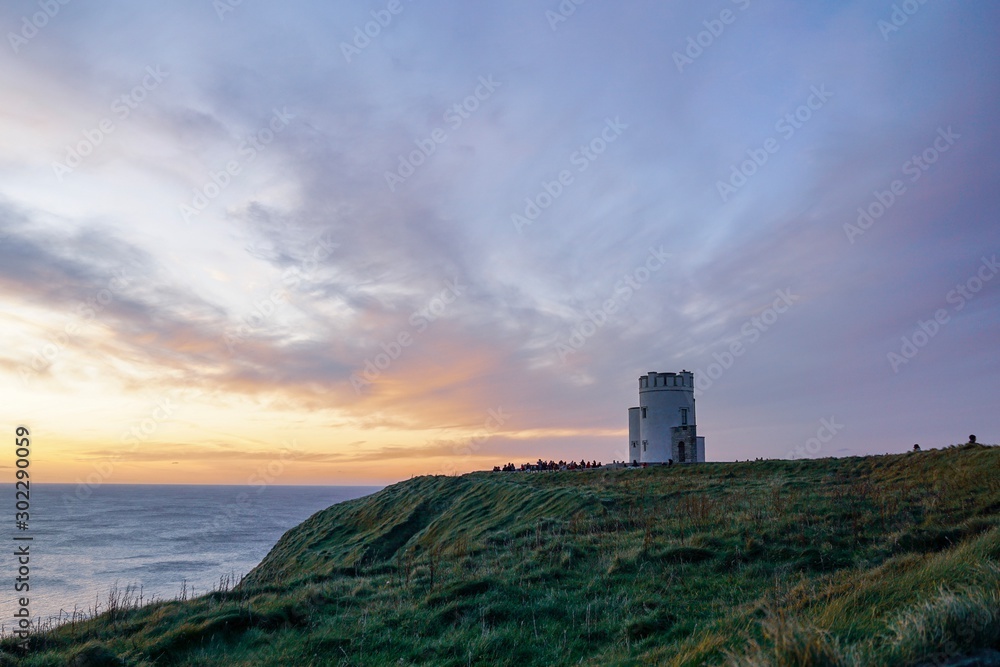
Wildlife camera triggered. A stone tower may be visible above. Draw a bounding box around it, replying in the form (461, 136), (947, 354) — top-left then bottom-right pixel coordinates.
(628, 371), (705, 464)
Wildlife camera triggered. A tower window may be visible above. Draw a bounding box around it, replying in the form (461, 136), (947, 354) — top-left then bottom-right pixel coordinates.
(642, 440), (647, 451)
(641, 407), (647, 418)
(681, 408), (688, 425)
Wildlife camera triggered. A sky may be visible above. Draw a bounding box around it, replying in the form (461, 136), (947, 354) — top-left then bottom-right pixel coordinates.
(1, 0), (998, 486)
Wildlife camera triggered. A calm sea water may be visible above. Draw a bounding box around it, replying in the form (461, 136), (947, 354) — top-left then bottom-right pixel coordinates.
(1, 484), (379, 629)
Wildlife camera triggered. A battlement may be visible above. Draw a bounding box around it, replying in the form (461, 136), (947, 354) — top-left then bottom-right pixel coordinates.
(639, 370), (694, 390)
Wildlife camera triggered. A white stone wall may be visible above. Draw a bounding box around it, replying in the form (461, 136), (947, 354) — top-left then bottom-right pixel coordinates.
(628, 407), (641, 465)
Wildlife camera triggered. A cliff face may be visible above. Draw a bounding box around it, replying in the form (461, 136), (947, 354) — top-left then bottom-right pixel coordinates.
(11, 445), (1000, 666)
(243, 473), (603, 588)
(248, 446), (1000, 592)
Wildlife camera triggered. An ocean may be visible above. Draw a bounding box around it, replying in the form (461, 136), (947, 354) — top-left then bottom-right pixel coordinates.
(2, 484), (380, 631)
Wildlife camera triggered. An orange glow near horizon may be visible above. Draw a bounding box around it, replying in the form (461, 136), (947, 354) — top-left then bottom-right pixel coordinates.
(26, 432), (578, 486)
(16, 389), (623, 486)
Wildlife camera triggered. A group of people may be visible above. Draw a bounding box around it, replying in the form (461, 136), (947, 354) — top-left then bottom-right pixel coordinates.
(492, 458), (681, 472)
(494, 459), (605, 472)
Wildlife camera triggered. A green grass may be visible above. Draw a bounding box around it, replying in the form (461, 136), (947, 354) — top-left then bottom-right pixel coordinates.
(8, 444), (1000, 666)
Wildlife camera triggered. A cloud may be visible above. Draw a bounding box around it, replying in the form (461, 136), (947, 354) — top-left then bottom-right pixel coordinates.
(1, 0), (999, 476)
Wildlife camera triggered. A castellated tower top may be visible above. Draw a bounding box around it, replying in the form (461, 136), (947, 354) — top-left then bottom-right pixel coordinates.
(638, 370), (694, 391)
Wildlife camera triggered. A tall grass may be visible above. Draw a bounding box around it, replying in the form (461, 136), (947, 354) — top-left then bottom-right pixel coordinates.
(726, 613), (857, 667)
(5, 445), (999, 666)
(882, 583), (1000, 665)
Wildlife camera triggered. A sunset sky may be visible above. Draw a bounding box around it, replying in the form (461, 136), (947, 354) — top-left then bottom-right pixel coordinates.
(2, 1), (998, 485)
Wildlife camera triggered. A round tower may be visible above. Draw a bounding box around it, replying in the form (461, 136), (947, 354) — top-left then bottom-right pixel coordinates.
(637, 371), (696, 463)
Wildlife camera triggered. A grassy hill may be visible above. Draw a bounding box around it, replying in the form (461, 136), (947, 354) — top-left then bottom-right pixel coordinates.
(8, 444), (1000, 666)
